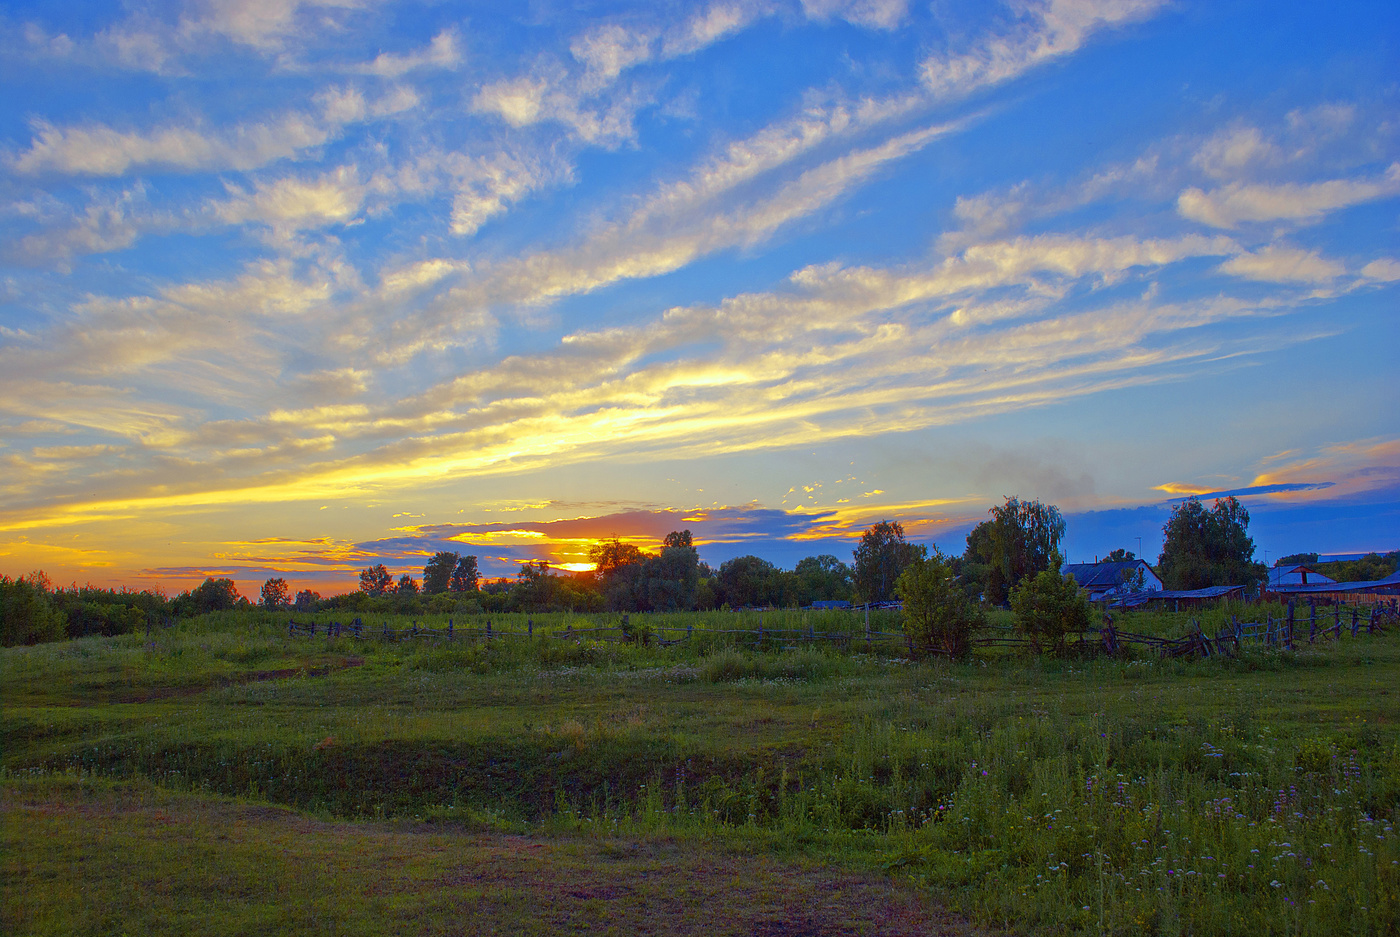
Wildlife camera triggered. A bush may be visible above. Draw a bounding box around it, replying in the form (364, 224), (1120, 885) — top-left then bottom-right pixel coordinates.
(1010, 568), (1091, 653)
(1, 575), (67, 646)
(895, 551), (983, 658)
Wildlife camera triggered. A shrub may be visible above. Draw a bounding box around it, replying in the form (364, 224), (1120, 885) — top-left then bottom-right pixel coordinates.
(1010, 568), (1091, 653)
(895, 551), (983, 658)
(1, 574), (67, 646)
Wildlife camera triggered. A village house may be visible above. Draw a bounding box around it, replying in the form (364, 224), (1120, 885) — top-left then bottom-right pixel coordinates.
(1061, 559), (1163, 602)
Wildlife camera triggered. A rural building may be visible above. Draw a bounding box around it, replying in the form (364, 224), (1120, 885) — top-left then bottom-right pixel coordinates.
(1266, 569), (1400, 605)
(1267, 564), (1336, 588)
(1062, 560), (1163, 602)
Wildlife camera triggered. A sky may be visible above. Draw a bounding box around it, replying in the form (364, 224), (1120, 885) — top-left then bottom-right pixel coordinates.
(1, 0), (1397, 597)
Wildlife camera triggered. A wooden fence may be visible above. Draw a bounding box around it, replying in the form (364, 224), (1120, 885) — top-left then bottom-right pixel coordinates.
(287, 598), (1397, 660)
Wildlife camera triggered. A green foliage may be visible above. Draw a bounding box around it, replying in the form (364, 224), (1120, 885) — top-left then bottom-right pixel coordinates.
(395, 573), (419, 595)
(793, 555), (853, 604)
(590, 534), (701, 612)
(715, 555), (781, 608)
(358, 564), (392, 597)
(1278, 552), (1320, 566)
(422, 551), (459, 595)
(852, 520), (924, 604)
(1104, 547), (1136, 562)
(260, 577), (289, 609)
(181, 577), (240, 615)
(0, 574), (67, 646)
(1315, 551), (1400, 584)
(1010, 568), (1091, 652)
(969, 496), (1066, 605)
(895, 551), (983, 658)
(450, 555), (480, 593)
(1157, 496), (1267, 590)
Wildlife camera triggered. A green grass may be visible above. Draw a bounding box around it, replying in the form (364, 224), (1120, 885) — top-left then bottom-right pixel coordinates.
(4, 608), (1398, 935)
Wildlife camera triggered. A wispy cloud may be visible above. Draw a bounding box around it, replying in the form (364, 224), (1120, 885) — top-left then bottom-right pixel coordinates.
(919, 0), (1165, 99)
(1177, 164), (1400, 228)
(9, 85), (416, 177)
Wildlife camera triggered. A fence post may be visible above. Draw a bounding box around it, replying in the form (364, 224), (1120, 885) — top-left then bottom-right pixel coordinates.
(687, 622), (693, 641)
(486, 619), (492, 641)
(1351, 605), (1359, 637)
(529, 618), (533, 637)
(288, 618), (294, 637)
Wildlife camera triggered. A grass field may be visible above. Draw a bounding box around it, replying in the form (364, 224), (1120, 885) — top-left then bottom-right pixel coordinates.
(4, 608), (1398, 935)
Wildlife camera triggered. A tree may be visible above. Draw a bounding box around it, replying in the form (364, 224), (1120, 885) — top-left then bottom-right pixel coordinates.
(588, 532), (701, 612)
(1104, 548), (1136, 563)
(852, 521), (924, 604)
(1157, 496), (1267, 590)
(293, 589), (321, 611)
(793, 555), (853, 604)
(1, 573), (66, 646)
(422, 551), (459, 595)
(1010, 569), (1091, 654)
(979, 497), (1066, 605)
(396, 573), (419, 595)
(589, 539), (647, 577)
(190, 577), (240, 614)
(716, 555), (780, 608)
(450, 555), (480, 593)
(896, 551), (984, 658)
(260, 577), (290, 609)
(359, 564), (393, 597)
(1276, 552), (1319, 567)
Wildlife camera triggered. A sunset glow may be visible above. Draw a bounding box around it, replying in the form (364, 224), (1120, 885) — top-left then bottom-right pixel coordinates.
(2, 0), (1396, 597)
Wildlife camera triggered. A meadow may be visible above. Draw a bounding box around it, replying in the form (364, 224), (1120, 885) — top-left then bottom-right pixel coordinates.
(3, 607), (1398, 935)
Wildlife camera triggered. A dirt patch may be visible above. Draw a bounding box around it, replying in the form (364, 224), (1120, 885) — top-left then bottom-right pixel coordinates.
(3, 779), (1005, 937)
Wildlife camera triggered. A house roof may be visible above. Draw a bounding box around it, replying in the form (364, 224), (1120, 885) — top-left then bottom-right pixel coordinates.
(1063, 560), (1155, 590)
(1268, 565), (1337, 586)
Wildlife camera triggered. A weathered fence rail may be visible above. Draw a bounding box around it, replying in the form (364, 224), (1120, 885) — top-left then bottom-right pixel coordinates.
(287, 598), (1397, 660)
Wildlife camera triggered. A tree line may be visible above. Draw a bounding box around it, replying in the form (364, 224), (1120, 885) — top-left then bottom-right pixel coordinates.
(6, 493), (1340, 646)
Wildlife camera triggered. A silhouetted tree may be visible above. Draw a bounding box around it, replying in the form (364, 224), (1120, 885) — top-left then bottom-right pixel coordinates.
(293, 589), (321, 611)
(260, 577), (289, 609)
(358, 564), (393, 597)
(422, 551), (459, 595)
(396, 573), (419, 595)
(191, 577), (240, 613)
(853, 521), (924, 604)
(450, 555), (480, 592)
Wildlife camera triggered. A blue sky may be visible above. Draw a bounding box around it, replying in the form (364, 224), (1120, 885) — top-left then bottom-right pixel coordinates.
(1, 0), (1396, 593)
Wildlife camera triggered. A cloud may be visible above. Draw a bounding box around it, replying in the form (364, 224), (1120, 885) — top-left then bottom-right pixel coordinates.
(355, 29), (460, 77)
(661, 2), (767, 55)
(1359, 258), (1400, 282)
(9, 85), (414, 177)
(1154, 481), (1336, 501)
(1192, 125), (1280, 180)
(1177, 164), (1400, 228)
(801, 0), (909, 30)
(920, 0), (1165, 99)
(1217, 244), (1345, 284)
(212, 165), (370, 235)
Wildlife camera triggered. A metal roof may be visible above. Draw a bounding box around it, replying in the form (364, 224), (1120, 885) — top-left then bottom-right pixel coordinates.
(1269, 569), (1400, 594)
(1063, 560), (1155, 590)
